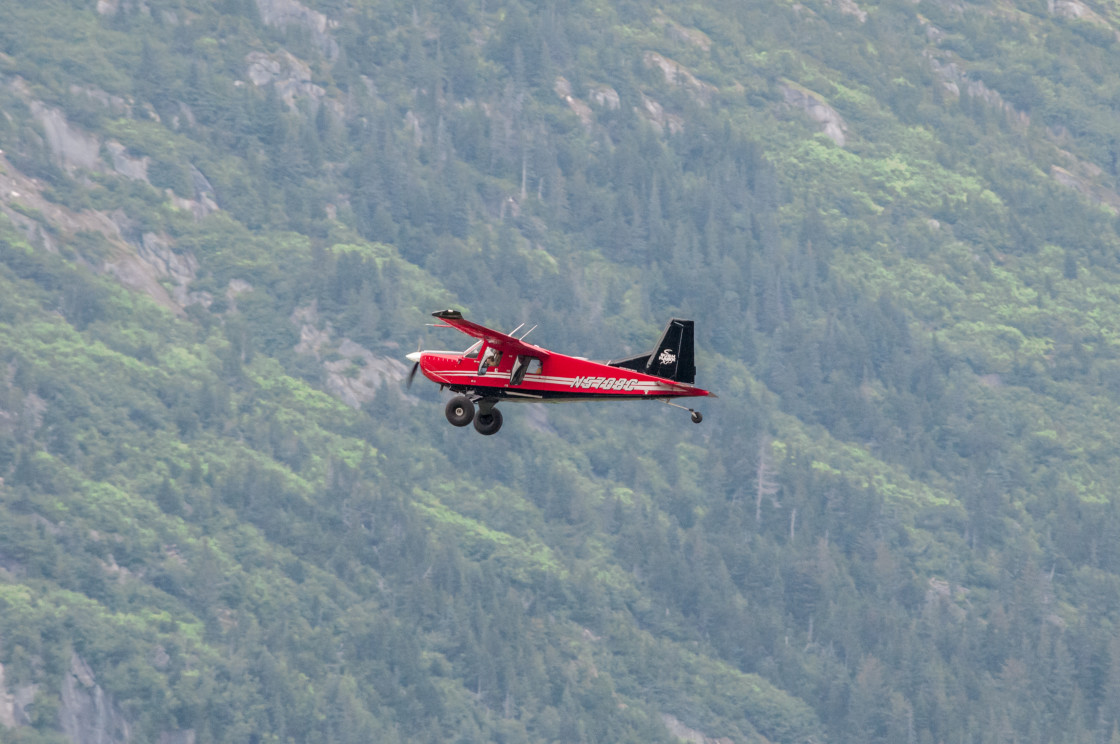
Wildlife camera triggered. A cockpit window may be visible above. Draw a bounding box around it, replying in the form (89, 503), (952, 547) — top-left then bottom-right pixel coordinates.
(463, 340), (482, 359)
(478, 346), (502, 374)
(480, 348), (501, 368)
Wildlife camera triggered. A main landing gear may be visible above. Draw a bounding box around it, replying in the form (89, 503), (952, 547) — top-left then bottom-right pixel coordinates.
(445, 396), (475, 427)
(473, 408), (503, 436)
(444, 395), (503, 435)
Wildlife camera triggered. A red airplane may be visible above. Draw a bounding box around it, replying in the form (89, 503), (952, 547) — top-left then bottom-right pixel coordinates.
(406, 310), (714, 435)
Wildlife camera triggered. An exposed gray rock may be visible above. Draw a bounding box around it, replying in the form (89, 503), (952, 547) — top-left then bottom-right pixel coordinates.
(923, 51), (1030, 127)
(0, 662), (39, 729)
(254, 0), (339, 59)
(651, 12), (713, 51)
(223, 278), (253, 313)
(59, 652), (131, 744)
(245, 50), (340, 117)
(588, 85), (620, 110)
(292, 303), (412, 408)
(642, 52), (716, 106)
(1051, 165), (1120, 214)
(158, 731), (195, 744)
(325, 339), (411, 409)
(96, 0), (150, 15)
(554, 77), (593, 127)
(781, 84), (848, 147)
(1048, 0), (1113, 26)
(0, 112), (210, 313)
(636, 95), (684, 135)
(104, 227), (204, 314)
(168, 165), (219, 220)
(30, 101), (101, 172)
(68, 85), (133, 118)
(404, 110), (424, 148)
(104, 142), (149, 183)
(24, 96), (152, 185)
(660, 713), (733, 744)
(822, 0), (868, 22)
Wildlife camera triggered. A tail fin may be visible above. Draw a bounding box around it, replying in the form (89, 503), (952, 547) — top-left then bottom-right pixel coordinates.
(608, 319), (696, 384)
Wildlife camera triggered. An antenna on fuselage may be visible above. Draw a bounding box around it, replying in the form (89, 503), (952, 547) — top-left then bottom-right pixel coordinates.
(519, 325), (537, 341)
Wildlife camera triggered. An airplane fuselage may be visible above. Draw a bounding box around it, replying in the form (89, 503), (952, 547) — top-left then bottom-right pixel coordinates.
(416, 346), (711, 402)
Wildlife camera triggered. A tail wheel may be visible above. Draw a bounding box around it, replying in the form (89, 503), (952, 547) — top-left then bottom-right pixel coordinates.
(445, 395), (475, 426)
(690, 411), (703, 424)
(473, 408), (503, 435)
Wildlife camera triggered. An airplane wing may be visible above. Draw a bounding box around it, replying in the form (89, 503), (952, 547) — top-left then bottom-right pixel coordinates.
(432, 310), (551, 358)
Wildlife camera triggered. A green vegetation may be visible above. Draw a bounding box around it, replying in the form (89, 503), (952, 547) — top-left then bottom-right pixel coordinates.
(4, 0), (1120, 741)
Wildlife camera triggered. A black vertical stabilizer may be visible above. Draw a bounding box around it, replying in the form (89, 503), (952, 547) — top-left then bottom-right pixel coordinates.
(646, 319), (695, 383)
(607, 319), (696, 384)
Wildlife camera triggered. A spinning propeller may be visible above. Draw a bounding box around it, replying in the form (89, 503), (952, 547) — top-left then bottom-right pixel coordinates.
(406, 341), (422, 388)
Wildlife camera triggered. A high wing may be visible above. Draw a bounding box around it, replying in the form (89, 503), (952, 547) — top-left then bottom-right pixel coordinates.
(431, 309), (551, 359)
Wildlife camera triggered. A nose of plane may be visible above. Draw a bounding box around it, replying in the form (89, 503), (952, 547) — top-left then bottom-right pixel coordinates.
(406, 351), (422, 363)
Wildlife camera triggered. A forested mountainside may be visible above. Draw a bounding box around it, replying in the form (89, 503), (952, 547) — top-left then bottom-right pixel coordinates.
(4, 0), (1120, 742)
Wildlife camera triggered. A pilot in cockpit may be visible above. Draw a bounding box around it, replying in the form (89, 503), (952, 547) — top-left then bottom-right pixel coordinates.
(479, 346), (501, 373)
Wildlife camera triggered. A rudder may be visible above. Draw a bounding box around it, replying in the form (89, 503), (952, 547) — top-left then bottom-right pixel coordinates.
(608, 319), (696, 384)
(647, 319), (695, 383)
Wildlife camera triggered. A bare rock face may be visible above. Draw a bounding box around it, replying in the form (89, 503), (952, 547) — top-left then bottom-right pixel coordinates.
(325, 339), (412, 409)
(822, 0), (868, 22)
(0, 101), (208, 316)
(651, 13), (713, 51)
(30, 101), (102, 173)
(246, 50), (340, 118)
(29, 99), (154, 182)
(923, 51), (1029, 127)
(292, 303), (411, 408)
(1048, 0), (1114, 27)
(554, 77), (593, 127)
(642, 52), (717, 106)
(7, 80), (217, 220)
(636, 95), (684, 135)
(0, 662), (39, 729)
(103, 219), (206, 314)
(588, 85), (620, 110)
(59, 652), (131, 744)
(781, 84), (848, 147)
(1051, 165), (1120, 214)
(104, 142), (149, 183)
(660, 713), (734, 744)
(254, 0), (339, 59)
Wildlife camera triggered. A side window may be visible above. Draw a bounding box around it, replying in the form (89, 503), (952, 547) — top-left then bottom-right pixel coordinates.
(463, 340), (482, 359)
(510, 356), (542, 385)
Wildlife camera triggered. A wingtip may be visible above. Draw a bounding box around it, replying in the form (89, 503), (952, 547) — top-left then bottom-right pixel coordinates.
(432, 309), (463, 320)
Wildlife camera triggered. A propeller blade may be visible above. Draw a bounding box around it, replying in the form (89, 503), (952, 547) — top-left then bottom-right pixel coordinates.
(406, 339), (422, 388)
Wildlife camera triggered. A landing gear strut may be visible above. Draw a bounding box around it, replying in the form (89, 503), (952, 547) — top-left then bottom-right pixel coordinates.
(661, 398), (704, 424)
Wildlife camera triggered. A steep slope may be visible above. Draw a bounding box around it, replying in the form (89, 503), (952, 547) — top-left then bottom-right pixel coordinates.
(3, 0), (1120, 743)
